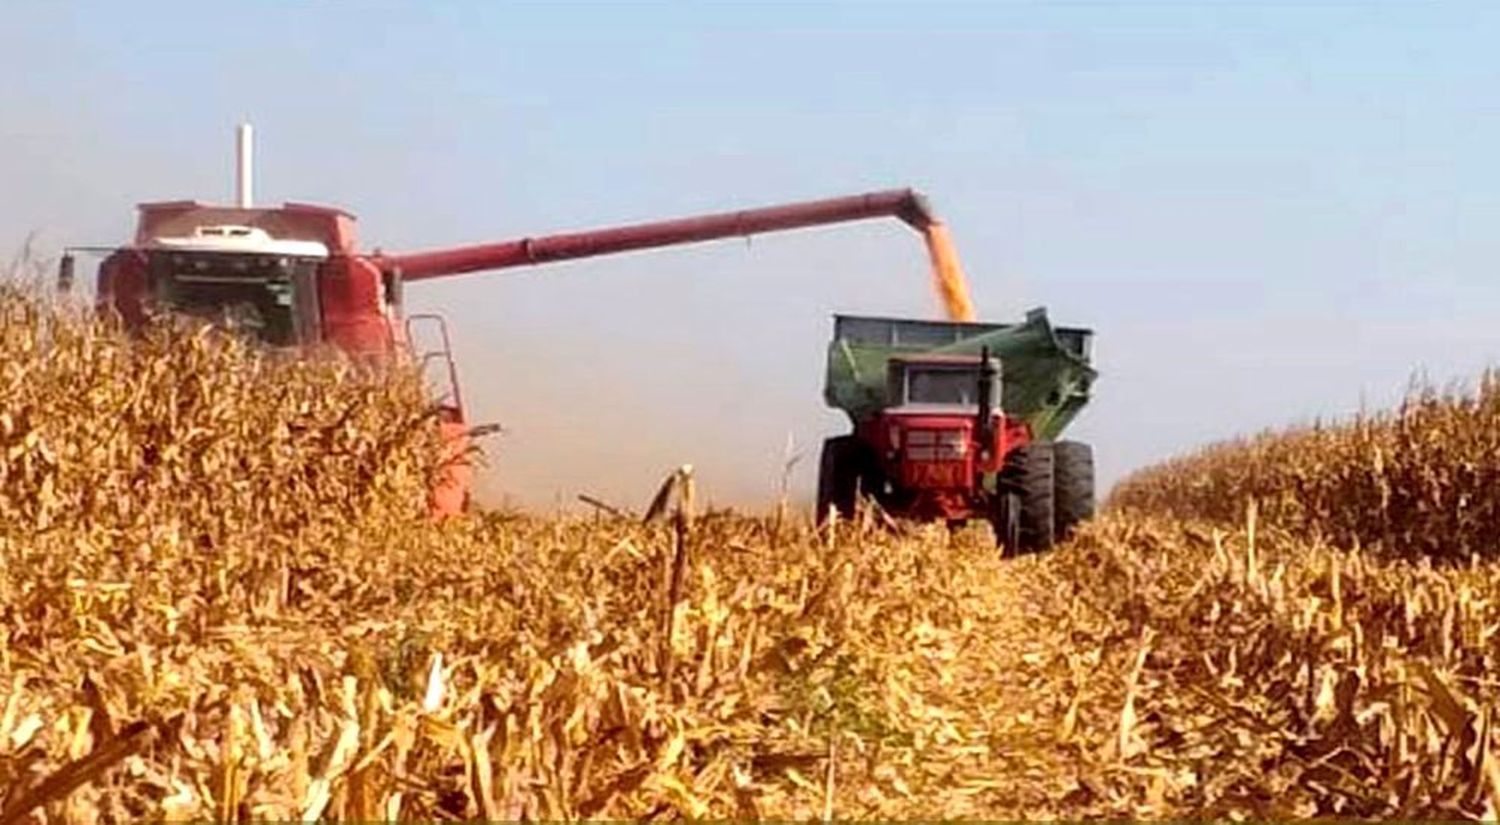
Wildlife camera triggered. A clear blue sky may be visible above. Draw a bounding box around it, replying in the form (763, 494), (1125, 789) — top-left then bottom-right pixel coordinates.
(4, 2), (1498, 509)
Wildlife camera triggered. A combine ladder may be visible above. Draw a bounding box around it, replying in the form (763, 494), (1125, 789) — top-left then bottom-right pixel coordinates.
(404, 313), (465, 422)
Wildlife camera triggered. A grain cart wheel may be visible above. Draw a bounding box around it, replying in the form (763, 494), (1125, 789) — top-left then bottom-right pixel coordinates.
(816, 436), (860, 525)
(990, 490), (1022, 556)
(1002, 443), (1056, 553)
(1053, 440), (1096, 541)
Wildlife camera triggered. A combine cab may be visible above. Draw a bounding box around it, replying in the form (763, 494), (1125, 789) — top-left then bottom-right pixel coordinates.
(76, 202), (477, 515)
(819, 310), (1097, 553)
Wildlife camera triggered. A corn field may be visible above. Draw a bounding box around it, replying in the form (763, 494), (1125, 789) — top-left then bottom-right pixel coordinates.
(1109, 374), (1500, 561)
(4, 287), (1500, 819)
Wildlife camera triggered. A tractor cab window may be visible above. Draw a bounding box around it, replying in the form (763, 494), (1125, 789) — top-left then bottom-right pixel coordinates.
(900, 362), (999, 407)
(147, 252), (321, 346)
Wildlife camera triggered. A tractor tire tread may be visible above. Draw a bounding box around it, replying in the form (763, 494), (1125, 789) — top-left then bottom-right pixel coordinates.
(1053, 440), (1096, 540)
(1003, 442), (1056, 553)
(816, 436), (859, 524)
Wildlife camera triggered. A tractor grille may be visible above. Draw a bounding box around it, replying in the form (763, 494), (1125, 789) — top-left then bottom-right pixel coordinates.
(904, 428), (967, 461)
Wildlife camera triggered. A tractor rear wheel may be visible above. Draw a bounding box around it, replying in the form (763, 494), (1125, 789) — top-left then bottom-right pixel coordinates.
(1002, 442), (1056, 554)
(816, 436), (860, 525)
(1053, 440), (1096, 540)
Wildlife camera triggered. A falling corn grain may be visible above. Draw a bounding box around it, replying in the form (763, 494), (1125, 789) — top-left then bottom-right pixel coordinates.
(921, 222), (977, 322)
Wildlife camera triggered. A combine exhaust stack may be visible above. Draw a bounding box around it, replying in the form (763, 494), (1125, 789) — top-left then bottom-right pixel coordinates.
(236, 123), (253, 209)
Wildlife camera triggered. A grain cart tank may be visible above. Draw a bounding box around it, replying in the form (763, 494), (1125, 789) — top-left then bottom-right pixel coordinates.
(819, 308), (1097, 553)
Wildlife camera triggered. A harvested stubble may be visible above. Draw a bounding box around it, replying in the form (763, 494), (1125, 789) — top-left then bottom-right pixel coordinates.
(0, 290), (1079, 819)
(1039, 513), (1500, 818)
(1036, 375), (1500, 818)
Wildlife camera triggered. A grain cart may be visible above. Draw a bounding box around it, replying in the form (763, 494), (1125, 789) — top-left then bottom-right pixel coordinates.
(819, 310), (1097, 553)
(58, 126), (977, 516)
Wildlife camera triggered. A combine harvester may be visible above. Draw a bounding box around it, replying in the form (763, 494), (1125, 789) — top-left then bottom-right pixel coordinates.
(58, 125), (1096, 547)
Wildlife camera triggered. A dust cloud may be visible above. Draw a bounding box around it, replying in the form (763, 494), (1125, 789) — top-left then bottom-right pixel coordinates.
(457, 225), (982, 514)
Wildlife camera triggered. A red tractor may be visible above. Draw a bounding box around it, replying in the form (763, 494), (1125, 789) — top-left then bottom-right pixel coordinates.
(59, 125), (982, 516)
(817, 312), (1097, 553)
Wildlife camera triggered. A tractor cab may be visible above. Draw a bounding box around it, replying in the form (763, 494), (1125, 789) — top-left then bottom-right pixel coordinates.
(887, 353), (998, 411)
(856, 352), (1024, 517)
(878, 352), (1012, 472)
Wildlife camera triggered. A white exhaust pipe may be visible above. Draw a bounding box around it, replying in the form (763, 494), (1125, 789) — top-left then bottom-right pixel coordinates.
(236, 123), (253, 208)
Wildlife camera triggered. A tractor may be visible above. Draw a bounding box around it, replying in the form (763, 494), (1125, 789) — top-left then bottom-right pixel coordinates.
(818, 311), (1097, 553)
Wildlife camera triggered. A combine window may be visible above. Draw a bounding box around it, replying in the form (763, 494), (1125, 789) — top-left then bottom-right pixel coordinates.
(148, 252), (321, 346)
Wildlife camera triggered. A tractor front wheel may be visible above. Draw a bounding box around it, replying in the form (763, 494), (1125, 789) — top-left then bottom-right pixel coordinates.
(990, 490), (1022, 556)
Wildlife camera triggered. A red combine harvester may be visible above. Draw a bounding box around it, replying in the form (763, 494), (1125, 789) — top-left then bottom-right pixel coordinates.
(60, 126), (974, 516)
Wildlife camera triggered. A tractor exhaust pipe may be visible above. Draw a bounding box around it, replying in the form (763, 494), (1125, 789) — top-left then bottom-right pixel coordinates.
(976, 346), (997, 459)
(236, 123), (254, 208)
